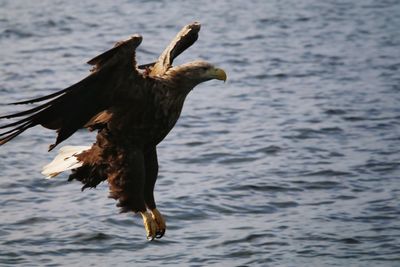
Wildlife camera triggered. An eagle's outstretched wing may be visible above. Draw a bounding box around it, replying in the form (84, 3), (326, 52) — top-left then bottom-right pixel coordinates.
(0, 35), (143, 151)
(0, 22), (201, 151)
(141, 22), (201, 76)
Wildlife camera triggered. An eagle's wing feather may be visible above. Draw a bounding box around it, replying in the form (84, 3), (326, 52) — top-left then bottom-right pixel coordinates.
(150, 22), (201, 76)
(0, 35), (143, 151)
(136, 23), (200, 73)
(87, 35), (141, 68)
(7, 87), (72, 105)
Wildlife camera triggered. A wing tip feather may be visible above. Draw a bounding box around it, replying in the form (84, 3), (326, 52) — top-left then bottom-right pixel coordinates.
(87, 34), (143, 66)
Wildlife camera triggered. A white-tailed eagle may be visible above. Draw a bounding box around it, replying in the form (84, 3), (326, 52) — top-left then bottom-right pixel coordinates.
(0, 22), (226, 240)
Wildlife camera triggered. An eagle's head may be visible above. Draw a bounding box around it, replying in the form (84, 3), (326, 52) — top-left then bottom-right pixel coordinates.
(165, 60), (227, 90)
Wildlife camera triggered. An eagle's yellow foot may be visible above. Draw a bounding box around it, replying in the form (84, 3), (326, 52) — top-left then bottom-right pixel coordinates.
(140, 211), (157, 241)
(151, 208), (166, 238)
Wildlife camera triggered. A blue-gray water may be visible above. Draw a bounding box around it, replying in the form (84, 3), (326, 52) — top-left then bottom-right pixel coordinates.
(1, 0), (399, 266)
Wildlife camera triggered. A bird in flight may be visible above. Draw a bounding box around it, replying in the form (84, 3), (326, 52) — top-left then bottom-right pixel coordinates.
(0, 22), (227, 240)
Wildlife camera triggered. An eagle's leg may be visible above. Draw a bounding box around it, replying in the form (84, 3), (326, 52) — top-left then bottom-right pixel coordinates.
(144, 147), (166, 238)
(108, 147), (158, 240)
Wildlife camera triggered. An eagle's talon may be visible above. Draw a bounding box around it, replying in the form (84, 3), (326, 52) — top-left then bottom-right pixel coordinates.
(155, 229), (165, 239)
(141, 211), (157, 241)
(151, 208), (166, 239)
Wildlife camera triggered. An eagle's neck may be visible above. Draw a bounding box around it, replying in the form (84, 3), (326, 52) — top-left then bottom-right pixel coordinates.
(161, 66), (202, 93)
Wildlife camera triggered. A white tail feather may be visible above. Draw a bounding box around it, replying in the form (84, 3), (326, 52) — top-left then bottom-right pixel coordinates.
(42, 145), (91, 179)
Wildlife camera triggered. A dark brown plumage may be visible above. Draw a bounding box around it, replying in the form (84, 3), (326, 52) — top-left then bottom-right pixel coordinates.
(0, 22), (226, 240)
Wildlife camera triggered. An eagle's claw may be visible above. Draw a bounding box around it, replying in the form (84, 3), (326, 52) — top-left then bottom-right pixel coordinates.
(151, 208), (166, 239)
(140, 211), (157, 241)
(155, 229), (165, 239)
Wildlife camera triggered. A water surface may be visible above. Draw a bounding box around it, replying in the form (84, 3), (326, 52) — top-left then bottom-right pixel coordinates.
(0, 0), (399, 266)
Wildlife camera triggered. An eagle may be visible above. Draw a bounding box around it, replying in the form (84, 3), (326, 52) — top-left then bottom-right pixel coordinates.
(0, 22), (226, 240)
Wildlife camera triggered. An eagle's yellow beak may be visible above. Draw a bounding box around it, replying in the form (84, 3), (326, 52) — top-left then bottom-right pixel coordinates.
(212, 68), (227, 82)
